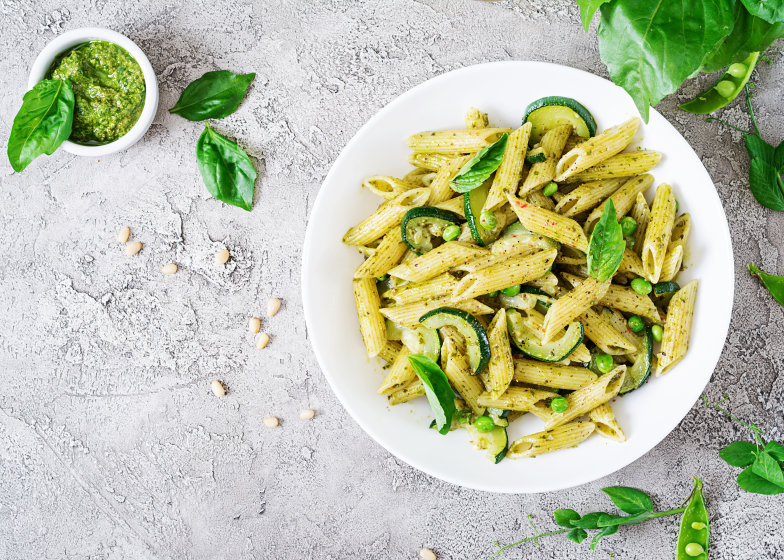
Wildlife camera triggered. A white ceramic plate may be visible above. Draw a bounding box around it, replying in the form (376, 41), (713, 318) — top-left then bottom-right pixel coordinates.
(302, 61), (734, 493)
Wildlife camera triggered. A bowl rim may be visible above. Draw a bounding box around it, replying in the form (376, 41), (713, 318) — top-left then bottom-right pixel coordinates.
(27, 27), (159, 157)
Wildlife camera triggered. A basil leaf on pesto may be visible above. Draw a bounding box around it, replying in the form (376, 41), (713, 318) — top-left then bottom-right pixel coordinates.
(407, 354), (456, 435)
(170, 70), (255, 121)
(7, 79), (74, 173)
(587, 198), (624, 282)
(450, 133), (508, 193)
(196, 123), (257, 211)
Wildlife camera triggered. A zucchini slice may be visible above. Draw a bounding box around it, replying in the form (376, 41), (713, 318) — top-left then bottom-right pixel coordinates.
(525, 146), (547, 164)
(506, 308), (584, 362)
(466, 424), (508, 463)
(400, 325), (441, 363)
(385, 319), (405, 341)
(463, 182), (503, 246)
(420, 307), (492, 375)
(653, 281), (680, 307)
(523, 96), (598, 145)
(401, 206), (462, 254)
(620, 327), (653, 395)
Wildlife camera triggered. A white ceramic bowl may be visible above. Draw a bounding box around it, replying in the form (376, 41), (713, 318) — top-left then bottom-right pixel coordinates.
(302, 61), (734, 493)
(28, 27), (159, 156)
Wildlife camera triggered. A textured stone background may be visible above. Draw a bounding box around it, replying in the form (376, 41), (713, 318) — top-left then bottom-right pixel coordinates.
(1, 1), (783, 559)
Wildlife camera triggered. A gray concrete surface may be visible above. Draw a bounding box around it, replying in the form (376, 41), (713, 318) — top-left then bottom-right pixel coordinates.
(1, 1), (783, 558)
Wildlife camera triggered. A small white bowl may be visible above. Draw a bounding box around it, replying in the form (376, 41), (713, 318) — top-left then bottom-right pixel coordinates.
(28, 27), (159, 157)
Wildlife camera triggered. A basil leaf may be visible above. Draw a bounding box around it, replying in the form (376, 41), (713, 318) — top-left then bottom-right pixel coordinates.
(7, 79), (74, 173)
(196, 123), (257, 211)
(569, 512), (607, 529)
(764, 441), (784, 462)
(740, 0), (784, 24)
(450, 133), (508, 193)
(587, 198), (624, 282)
(749, 157), (784, 211)
(598, 511), (653, 526)
(775, 141), (784, 173)
(566, 528), (588, 544)
(407, 354), (457, 435)
(601, 486), (653, 515)
(170, 70), (255, 121)
(553, 508), (581, 528)
(576, 0), (611, 31)
(590, 524), (618, 550)
(752, 451), (784, 487)
(738, 465), (784, 494)
(720, 441), (759, 467)
(745, 135), (776, 166)
(597, 0), (736, 122)
(749, 262), (784, 306)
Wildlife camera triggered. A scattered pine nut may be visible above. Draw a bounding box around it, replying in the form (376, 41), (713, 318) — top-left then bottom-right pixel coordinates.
(211, 380), (226, 397)
(125, 241), (143, 256)
(215, 249), (230, 265)
(267, 297), (281, 317)
(161, 263), (178, 274)
(248, 317), (261, 333)
(300, 409), (315, 420)
(420, 549), (436, 560)
(256, 333), (270, 349)
(263, 416), (279, 428)
(118, 226), (130, 243)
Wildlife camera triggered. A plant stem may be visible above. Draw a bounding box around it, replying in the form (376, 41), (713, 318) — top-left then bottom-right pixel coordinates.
(777, 175), (784, 200)
(745, 84), (763, 138)
(705, 117), (753, 135)
(703, 394), (765, 448)
(646, 506), (687, 519)
(488, 529), (571, 559)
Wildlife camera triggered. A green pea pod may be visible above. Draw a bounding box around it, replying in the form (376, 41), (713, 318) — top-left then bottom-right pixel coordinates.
(676, 477), (709, 559)
(680, 52), (759, 115)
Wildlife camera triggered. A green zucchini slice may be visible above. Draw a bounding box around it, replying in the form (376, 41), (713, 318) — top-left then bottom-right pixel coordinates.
(401, 206), (462, 254)
(620, 327), (653, 395)
(400, 325), (441, 363)
(653, 281), (680, 307)
(466, 424), (508, 463)
(420, 307), (491, 375)
(463, 182), (502, 246)
(523, 96), (598, 145)
(506, 308), (583, 362)
(525, 146), (547, 164)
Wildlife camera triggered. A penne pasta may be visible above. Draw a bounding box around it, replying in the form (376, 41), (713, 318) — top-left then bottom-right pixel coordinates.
(377, 345), (416, 395)
(354, 227), (408, 278)
(408, 152), (451, 171)
(512, 358), (598, 390)
(377, 340), (403, 364)
(508, 421), (596, 459)
(659, 213), (691, 282)
(362, 175), (422, 200)
(554, 117), (640, 182)
(407, 127), (511, 154)
(479, 309), (515, 399)
(508, 194), (590, 252)
(387, 241), (488, 283)
(388, 377), (425, 405)
(538, 366), (626, 429)
(542, 276), (610, 343)
(588, 403), (626, 442)
(583, 174), (654, 234)
(343, 188), (430, 246)
(563, 273), (659, 322)
(353, 278), (386, 357)
(428, 155), (472, 205)
(477, 387), (559, 411)
(452, 248), (557, 300)
(630, 192), (650, 256)
(485, 123), (531, 211)
(526, 190), (557, 210)
(657, 279), (698, 376)
(642, 183), (677, 284)
(444, 341), (486, 415)
(562, 150), (662, 183)
(380, 296), (493, 328)
(384, 273), (459, 306)
(519, 124), (572, 195)
(554, 177), (627, 217)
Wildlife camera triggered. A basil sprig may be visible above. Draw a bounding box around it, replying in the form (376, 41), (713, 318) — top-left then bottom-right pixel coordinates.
(7, 79), (74, 172)
(170, 70), (255, 121)
(196, 123), (257, 211)
(407, 354), (456, 435)
(587, 198), (624, 282)
(450, 133), (508, 193)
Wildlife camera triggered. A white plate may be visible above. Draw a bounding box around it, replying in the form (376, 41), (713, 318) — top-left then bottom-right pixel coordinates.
(302, 61), (734, 493)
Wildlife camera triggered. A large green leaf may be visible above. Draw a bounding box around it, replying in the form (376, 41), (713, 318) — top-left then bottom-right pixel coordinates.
(7, 79), (74, 172)
(196, 123), (257, 211)
(597, 0), (736, 122)
(576, 0), (611, 31)
(749, 157), (784, 211)
(170, 70), (255, 121)
(740, 0), (784, 24)
(719, 441), (758, 467)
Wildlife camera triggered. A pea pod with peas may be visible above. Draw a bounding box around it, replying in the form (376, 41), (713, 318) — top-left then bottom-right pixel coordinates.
(680, 52), (760, 115)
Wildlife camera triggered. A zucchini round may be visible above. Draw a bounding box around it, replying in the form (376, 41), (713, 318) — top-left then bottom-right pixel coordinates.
(463, 182), (501, 246)
(401, 206), (462, 254)
(466, 424), (508, 463)
(620, 327), (653, 395)
(420, 307), (491, 375)
(653, 281), (680, 308)
(506, 308), (583, 362)
(523, 96), (598, 145)
(400, 325), (441, 363)
(525, 146), (547, 164)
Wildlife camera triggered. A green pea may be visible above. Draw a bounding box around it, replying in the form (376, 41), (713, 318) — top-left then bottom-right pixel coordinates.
(501, 284), (521, 297)
(474, 415), (495, 433)
(691, 522), (706, 530)
(596, 353), (614, 374)
(550, 396), (569, 413)
(727, 62), (747, 78)
(443, 224), (461, 241)
(684, 543), (705, 557)
(480, 211), (498, 230)
(620, 216), (637, 236)
(487, 290), (499, 297)
(542, 182), (558, 197)
(631, 277), (652, 295)
(628, 315), (645, 332)
(716, 80), (735, 98)
(651, 324), (664, 342)
(376, 274), (389, 281)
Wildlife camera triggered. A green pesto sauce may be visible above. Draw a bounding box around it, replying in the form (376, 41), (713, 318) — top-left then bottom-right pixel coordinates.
(48, 41), (145, 144)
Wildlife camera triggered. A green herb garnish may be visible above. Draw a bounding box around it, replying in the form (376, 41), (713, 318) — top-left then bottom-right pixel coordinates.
(407, 353), (457, 435)
(170, 70), (255, 121)
(749, 262), (784, 305)
(196, 122), (257, 211)
(450, 133), (508, 193)
(587, 198), (624, 282)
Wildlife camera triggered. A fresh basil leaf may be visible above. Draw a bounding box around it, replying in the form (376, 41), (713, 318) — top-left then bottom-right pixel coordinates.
(196, 123), (257, 211)
(764, 441), (784, 462)
(749, 262), (784, 306)
(587, 198), (624, 282)
(720, 441), (759, 467)
(597, 511), (653, 527)
(170, 70), (255, 121)
(590, 524), (618, 550)
(576, 0), (611, 31)
(600, 486), (653, 514)
(553, 508), (581, 528)
(775, 141), (784, 173)
(597, 0), (736, 122)
(740, 0), (784, 24)
(7, 79), (74, 173)
(450, 133), (508, 193)
(566, 528), (589, 544)
(749, 157), (784, 211)
(738, 465), (784, 494)
(569, 512), (607, 529)
(745, 135), (776, 166)
(407, 354), (457, 435)
(752, 451), (784, 487)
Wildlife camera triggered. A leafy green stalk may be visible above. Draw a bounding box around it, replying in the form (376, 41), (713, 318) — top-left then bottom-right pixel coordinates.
(450, 133), (508, 193)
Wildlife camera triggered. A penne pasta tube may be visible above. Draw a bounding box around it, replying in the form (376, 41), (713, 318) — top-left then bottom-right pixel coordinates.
(384, 273), (459, 306)
(428, 155), (472, 204)
(508, 194), (590, 252)
(657, 279), (698, 376)
(451, 248), (557, 300)
(387, 241), (488, 283)
(583, 174), (654, 234)
(512, 358), (598, 390)
(562, 150), (662, 183)
(563, 134), (587, 153)
(563, 273), (659, 321)
(526, 190), (557, 210)
(642, 183), (677, 284)
(476, 387), (559, 411)
(485, 123), (532, 211)
(554, 178), (627, 217)
(519, 124), (573, 195)
(377, 345), (416, 395)
(554, 117), (640, 182)
(380, 297), (493, 328)
(453, 244), (539, 273)
(541, 276), (610, 343)
(353, 278), (386, 357)
(343, 188), (430, 246)
(527, 271), (559, 296)
(579, 306), (637, 355)
(618, 247), (646, 277)
(569, 343), (591, 364)
(539, 366), (626, 429)
(407, 127), (510, 154)
(362, 175), (422, 200)
(434, 195), (466, 218)
(444, 342), (486, 415)
(465, 107), (490, 129)
(508, 421), (596, 459)
(630, 192), (650, 256)
(407, 152), (452, 171)
(588, 403), (626, 442)
(388, 377), (425, 405)
(354, 227), (408, 278)
(377, 340), (403, 364)
(479, 309), (515, 399)
(659, 213), (690, 282)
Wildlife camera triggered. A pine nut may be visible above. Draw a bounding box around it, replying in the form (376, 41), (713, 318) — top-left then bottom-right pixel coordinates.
(118, 226), (130, 243)
(263, 416), (278, 428)
(299, 409), (315, 420)
(420, 549), (436, 560)
(125, 241), (142, 256)
(211, 380), (226, 397)
(215, 249), (230, 265)
(161, 263), (178, 274)
(248, 317), (261, 333)
(256, 333), (270, 349)
(267, 297), (281, 317)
